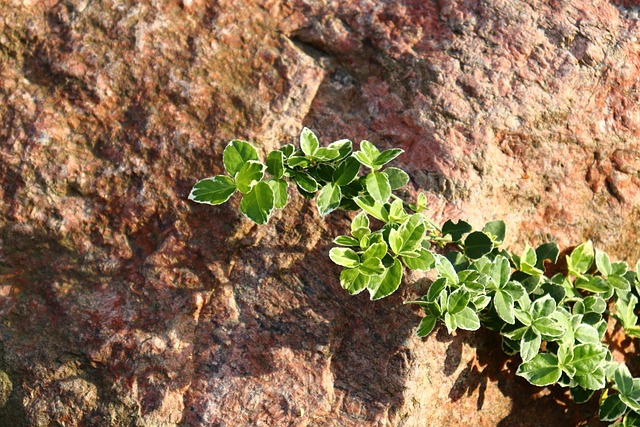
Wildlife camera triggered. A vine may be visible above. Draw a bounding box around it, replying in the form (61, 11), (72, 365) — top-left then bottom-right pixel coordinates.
(189, 128), (640, 425)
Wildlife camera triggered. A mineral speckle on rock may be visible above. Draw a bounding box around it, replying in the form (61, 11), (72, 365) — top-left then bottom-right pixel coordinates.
(1, 0), (638, 426)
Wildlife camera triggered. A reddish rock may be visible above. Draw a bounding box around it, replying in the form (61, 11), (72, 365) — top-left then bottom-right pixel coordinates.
(0, 0), (638, 426)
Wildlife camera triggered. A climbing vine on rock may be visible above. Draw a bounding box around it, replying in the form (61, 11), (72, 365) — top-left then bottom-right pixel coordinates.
(190, 128), (640, 425)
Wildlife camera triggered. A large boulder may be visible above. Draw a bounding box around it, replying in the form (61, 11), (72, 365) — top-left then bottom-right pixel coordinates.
(0, 0), (637, 425)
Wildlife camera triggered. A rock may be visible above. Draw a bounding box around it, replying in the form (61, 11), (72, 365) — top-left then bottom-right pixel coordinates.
(0, 0), (638, 426)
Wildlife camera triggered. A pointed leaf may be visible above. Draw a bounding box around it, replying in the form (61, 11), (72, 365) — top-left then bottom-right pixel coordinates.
(435, 255), (459, 285)
(239, 181), (274, 224)
(223, 140), (259, 176)
(398, 215), (426, 253)
(368, 258), (403, 300)
(599, 394), (628, 422)
(334, 235), (360, 246)
(327, 139), (353, 160)
(189, 176), (236, 205)
(329, 248), (360, 268)
(317, 183), (342, 216)
(294, 172), (319, 193)
(333, 157), (361, 186)
(354, 195), (389, 222)
(417, 315), (438, 337)
(300, 127), (319, 156)
(365, 172), (391, 204)
(616, 364), (635, 395)
(596, 249), (613, 276)
(373, 148), (404, 168)
(568, 241), (595, 276)
(494, 290), (516, 324)
(447, 287), (471, 314)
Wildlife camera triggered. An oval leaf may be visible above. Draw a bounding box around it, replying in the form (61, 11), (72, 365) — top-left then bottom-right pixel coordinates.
(317, 183), (342, 216)
(365, 172), (391, 204)
(300, 127), (319, 156)
(464, 231), (494, 260)
(368, 258), (403, 300)
(383, 167), (410, 190)
(266, 150), (285, 179)
(333, 157), (361, 186)
(329, 248), (360, 268)
(517, 353), (562, 386)
(235, 160), (265, 194)
(239, 181), (274, 224)
(223, 140), (259, 177)
(189, 176), (236, 205)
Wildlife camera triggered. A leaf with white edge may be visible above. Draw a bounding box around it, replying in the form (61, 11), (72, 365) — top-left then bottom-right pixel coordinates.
(427, 277), (447, 302)
(504, 281), (526, 300)
(517, 353), (562, 386)
(300, 127), (319, 156)
(312, 147), (340, 161)
(608, 275), (630, 291)
(362, 242), (388, 260)
(570, 343), (607, 375)
(520, 328), (542, 362)
(398, 215), (426, 253)
(389, 199), (409, 223)
(287, 156), (310, 168)
(447, 287), (470, 314)
(340, 268), (370, 295)
(266, 178), (288, 209)
(266, 150), (285, 178)
(334, 235), (360, 246)
(368, 258), (403, 300)
(442, 219), (472, 241)
(384, 167), (410, 190)
(494, 290), (516, 324)
(612, 261), (629, 276)
(568, 241), (595, 276)
(279, 144), (295, 158)
(329, 247), (360, 268)
(596, 249), (613, 276)
(575, 324), (601, 344)
(333, 157), (361, 186)
(294, 171), (319, 193)
(483, 220), (506, 245)
(583, 296), (607, 314)
(417, 315), (438, 337)
(575, 276), (610, 293)
(615, 294), (638, 328)
(616, 364), (635, 395)
(239, 181), (274, 225)
(223, 140), (259, 176)
(317, 183), (342, 216)
(365, 172), (391, 204)
(235, 160), (265, 194)
(531, 295), (557, 319)
(373, 148), (404, 168)
(351, 211), (370, 239)
(435, 255), (459, 285)
(360, 140), (380, 163)
(574, 366), (606, 390)
(464, 231), (494, 260)
(599, 394), (628, 422)
(359, 257), (385, 276)
(489, 256), (511, 288)
(535, 242), (560, 269)
(571, 386), (595, 404)
(533, 317), (565, 339)
(389, 228), (403, 255)
(454, 307), (481, 331)
(354, 195), (389, 222)
(327, 139), (353, 160)
(621, 393), (640, 413)
(189, 176), (236, 205)
(402, 248), (435, 271)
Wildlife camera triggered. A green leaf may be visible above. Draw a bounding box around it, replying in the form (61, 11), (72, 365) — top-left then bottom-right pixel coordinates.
(383, 167), (410, 190)
(334, 235), (360, 246)
(570, 386), (595, 404)
(570, 343), (607, 375)
(340, 268), (370, 295)
(389, 199), (409, 223)
(533, 317), (565, 339)
(389, 228), (403, 255)
(596, 249), (613, 276)
(189, 176), (236, 205)
(329, 248), (361, 268)
(568, 241), (595, 276)
(317, 183), (342, 216)
(362, 242), (388, 261)
(287, 156), (310, 168)
(294, 171), (319, 193)
(447, 287), (471, 314)
(609, 275), (631, 291)
(489, 256), (511, 288)
(520, 328), (542, 362)
(368, 258), (403, 300)
(266, 150), (285, 179)
(531, 295), (557, 319)
(417, 315), (438, 337)
(402, 248), (435, 271)
(517, 353), (562, 386)
(223, 140), (259, 177)
(453, 307), (481, 331)
(279, 144), (295, 158)
(265, 179), (286, 209)
(373, 148), (404, 168)
(599, 394), (628, 422)
(398, 215), (426, 253)
(312, 147), (339, 161)
(494, 290), (516, 324)
(435, 255), (459, 285)
(535, 242), (560, 269)
(353, 195), (389, 222)
(327, 139), (353, 160)
(575, 275), (611, 293)
(616, 294), (639, 328)
(235, 160), (265, 194)
(575, 324), (601, 344)
(300, 127), (319, 156)
(427, 278), (447, 302)
(623, 409), (640, 426)
(333, 157), (361, 186)
(239, 181), (274, 224)
(351, 211), (370, 239)
(464, 231), (494, 260)
(359, 257), (385, 276)
(365, 172), (391, 204)
(616, 364), (635, 395)
(483, 220), (506, 245)
(442, 219), (472, 242)
(360, 140), (380, 162)
(574, 366), (606, 390)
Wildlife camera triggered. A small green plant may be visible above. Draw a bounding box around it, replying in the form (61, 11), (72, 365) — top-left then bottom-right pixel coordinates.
(190, 128), (640, 425)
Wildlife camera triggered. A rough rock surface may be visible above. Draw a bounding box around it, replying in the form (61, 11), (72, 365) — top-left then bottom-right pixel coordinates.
(0, 0), (639, 426)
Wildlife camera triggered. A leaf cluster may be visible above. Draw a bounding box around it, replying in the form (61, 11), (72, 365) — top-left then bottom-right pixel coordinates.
(190, 129), (640, 425)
